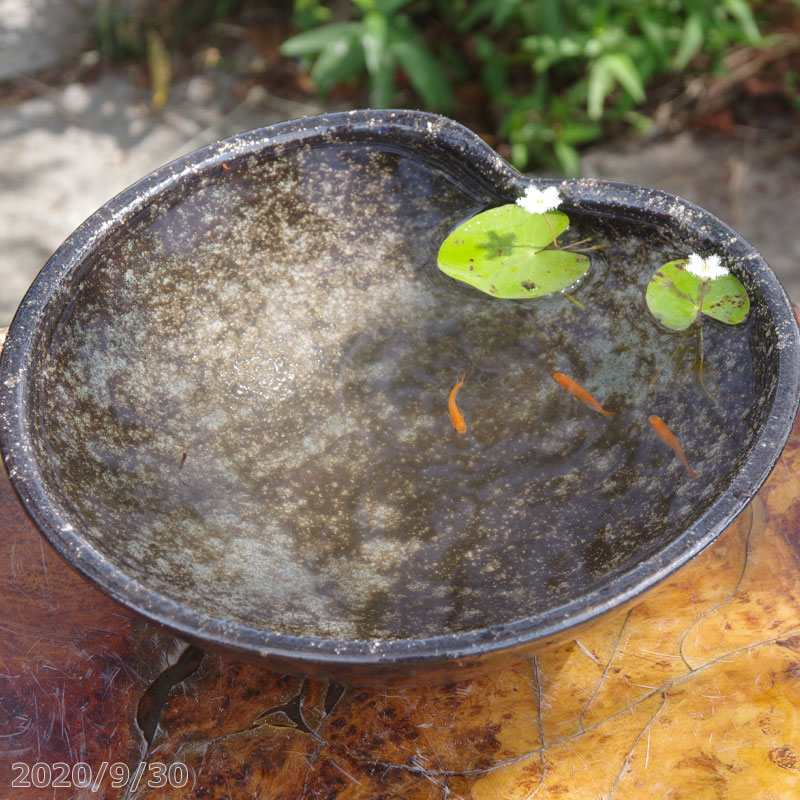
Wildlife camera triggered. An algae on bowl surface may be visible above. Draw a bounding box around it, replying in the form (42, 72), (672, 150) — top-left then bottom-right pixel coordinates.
(26, 140), (771, 642)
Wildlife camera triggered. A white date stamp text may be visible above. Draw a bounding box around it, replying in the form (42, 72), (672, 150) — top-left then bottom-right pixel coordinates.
(11, 761), (190, 791)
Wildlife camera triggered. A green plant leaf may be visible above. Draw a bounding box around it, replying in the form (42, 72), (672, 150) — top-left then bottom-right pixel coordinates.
(673, 13), (704, 70)
(722, 0), (762, 43)
(645, 259), (749, 330)
(587, 58), (612, 120)
(554, 138), (580, 176)
(390, 34), (453, 110)
(459, 0), (497, 32)
(640, 16), (666, 55)
(602, 53), (645, 102)
(376, 0), (412, 15)
(559, 121), (603, 145)
(310, 34), (364, 91)
(279, 22), (360, 56)
(437, 205), (589, 299)
(460, 0), (521, 31)
(362, 11), (394, 105)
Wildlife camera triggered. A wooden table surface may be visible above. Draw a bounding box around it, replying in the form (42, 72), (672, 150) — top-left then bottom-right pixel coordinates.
(3, 327), (800, 799)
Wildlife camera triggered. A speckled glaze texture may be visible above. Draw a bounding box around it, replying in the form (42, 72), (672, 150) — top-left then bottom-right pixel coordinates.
(1, 110), (799, 685)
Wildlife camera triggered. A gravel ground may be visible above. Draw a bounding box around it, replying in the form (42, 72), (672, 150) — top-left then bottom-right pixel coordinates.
(1, 70), (799, 326)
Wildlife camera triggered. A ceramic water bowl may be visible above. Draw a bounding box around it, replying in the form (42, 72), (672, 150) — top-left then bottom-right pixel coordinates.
(1, 110), (798, 685)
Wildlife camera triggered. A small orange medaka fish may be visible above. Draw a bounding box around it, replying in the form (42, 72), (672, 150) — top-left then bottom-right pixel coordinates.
(448, 372), (468, 434)
(552, 373), (616, 419)
(649, 415), (698, 480)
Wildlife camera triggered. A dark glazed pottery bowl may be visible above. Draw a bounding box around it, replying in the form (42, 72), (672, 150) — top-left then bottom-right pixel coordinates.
(1, 110), (799, 686)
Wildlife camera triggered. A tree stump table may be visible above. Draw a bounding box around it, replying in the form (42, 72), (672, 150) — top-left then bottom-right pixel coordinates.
(3, 326), (800, 799)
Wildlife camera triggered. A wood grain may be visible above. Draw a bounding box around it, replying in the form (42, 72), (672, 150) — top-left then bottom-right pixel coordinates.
(3, 325), (800, 798)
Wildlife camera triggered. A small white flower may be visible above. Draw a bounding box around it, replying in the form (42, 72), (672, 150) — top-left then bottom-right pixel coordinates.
(516, 185), (562, 215)
(685, 252), (728, 282)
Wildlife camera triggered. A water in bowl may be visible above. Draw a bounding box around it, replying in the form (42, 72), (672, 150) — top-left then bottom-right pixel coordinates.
(32, 142), (769, 640)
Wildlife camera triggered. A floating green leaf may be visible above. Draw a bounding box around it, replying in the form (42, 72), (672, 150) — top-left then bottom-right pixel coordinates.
(645, 259), (750, 331)
(437, 205), (589, 299)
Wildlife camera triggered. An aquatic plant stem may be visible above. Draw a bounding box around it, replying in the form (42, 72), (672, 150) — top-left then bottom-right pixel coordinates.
(696, 281), (708, 318)
(544, 214), (558, 248)
(563, 292), (586, 310)
(697, 322), (717, 403)
(651, 329), (692, 385)
(558, 236), (607, 253)
(694, 282), (717, 403)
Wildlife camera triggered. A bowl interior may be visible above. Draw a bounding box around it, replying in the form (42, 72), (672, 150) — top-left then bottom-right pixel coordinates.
(4, 113), (793, 656)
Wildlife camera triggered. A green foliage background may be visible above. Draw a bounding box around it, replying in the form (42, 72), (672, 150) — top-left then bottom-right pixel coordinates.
(283, 0), (769, 173)
(89, 0), (792, 175)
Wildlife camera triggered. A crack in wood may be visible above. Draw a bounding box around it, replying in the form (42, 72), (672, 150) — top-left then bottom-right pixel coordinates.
(251, 679), (317, 737)
(304, 624), (800, 785)
(606, 691), (668, 799)
(578, 608), (633, 733)
(528, 656), (547, 798)
(153, 676), (348, 791)
(138, 620), (799, 794)
(323, 682), (346, 716)
(300, 739), (324, 799)
(678, 502), (756, 671)
(134, 644), (205, 748)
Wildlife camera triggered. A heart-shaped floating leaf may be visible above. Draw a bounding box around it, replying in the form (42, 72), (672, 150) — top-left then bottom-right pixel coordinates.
(645, 259), (749, 331)
(437, 205), (589, 299)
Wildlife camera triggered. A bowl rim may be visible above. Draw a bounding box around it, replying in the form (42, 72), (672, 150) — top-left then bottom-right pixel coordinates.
(2, 108), (799, 669)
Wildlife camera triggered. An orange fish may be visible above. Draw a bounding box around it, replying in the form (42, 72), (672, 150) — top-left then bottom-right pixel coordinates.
(649, 415), (698, 480)
(448, 372), (467, 434)
(552, 373), (616, 419)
